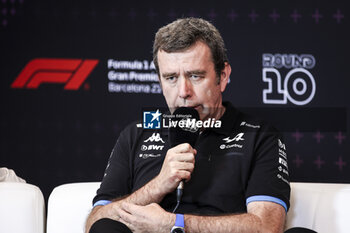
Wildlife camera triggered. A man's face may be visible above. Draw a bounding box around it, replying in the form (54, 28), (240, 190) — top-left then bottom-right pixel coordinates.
(158, 41), (230, 121)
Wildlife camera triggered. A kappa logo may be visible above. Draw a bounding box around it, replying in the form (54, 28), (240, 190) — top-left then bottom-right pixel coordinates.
(144, 133), (165, 143)
(223, 133), (245, 143)
(11, 58), (99, 90)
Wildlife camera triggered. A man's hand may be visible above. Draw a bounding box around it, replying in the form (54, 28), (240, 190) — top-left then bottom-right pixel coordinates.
(85, 143), (196, 233)
(155, 143), (197, 194)
(118, 202), (175, 233)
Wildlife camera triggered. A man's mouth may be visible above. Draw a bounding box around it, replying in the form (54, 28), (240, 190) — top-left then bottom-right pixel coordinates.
(178, 105), (200, 110)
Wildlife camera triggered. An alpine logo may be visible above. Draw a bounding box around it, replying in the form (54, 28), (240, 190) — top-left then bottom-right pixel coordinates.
(223, 133), (245, 143)
(220, 133), (245, 150)
(144, 133), (165, 143)
(11, 58), (99, 90)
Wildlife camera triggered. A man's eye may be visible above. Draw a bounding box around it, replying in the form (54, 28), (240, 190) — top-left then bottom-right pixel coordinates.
(190, 75), (201, 80)
(165, 76), (177, 82)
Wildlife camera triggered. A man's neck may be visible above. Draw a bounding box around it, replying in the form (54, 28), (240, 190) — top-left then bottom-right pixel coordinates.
(213, 104), (226, 121)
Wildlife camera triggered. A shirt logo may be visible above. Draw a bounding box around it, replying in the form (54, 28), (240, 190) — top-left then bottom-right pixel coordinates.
(220, 133), (245, 150)
(143, 110), (162, 129)
(240, 121), (260, 129)
(141, 144), (165, 151)
(279, 157), (288, 168)
(139, 153), (161, 159)
(278, 139), (286, 150)
(144, 133), (165, 143)
(223, 133), (245, 143)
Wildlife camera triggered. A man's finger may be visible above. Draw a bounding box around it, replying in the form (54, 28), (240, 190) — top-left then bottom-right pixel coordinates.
(119, 205), (135, 223)
(172, 161), (195, 171)
(173, 170), (192, 182)
(173, 143), (195, 153)
(173, 152), (195, 162)
(121, 202), (142, 215)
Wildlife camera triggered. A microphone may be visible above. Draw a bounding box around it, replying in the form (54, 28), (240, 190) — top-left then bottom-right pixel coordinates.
(168, 107), (200, 212)
(169, 107), (200, 147)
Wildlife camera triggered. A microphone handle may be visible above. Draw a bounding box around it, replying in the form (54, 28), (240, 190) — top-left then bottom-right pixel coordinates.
(176, 180), (184, 202)
(178, 180), (184, 189)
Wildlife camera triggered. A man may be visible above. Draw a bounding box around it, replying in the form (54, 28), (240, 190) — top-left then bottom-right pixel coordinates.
(86, 17), (290, 233)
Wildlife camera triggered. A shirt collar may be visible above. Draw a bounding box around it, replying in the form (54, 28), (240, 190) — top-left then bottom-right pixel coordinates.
(208, 101), (240, 135)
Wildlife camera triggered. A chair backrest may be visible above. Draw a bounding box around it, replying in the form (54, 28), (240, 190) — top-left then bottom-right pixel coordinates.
(0, 182), (45, 233)
(286, 182), (350, 233)
(46, 182), (100, 233)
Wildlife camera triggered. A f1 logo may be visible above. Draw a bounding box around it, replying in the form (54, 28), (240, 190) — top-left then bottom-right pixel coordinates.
(11, 58), (99, 90)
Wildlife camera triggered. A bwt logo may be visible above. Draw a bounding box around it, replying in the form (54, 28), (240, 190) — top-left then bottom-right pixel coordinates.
(262, 54), (316, 106)
(143, 110), (162, 129)
(11, 58), (99, 90)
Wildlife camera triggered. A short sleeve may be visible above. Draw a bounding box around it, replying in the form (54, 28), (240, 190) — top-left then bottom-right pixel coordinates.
(245, 125), (290, 211)
(92, 126), (134, 206)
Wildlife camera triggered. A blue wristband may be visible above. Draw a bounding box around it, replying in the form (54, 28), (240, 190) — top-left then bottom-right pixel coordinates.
(175, 214), (185, 228)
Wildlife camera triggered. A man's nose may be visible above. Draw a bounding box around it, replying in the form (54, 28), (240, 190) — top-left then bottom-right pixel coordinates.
(178, 77), (192, 99)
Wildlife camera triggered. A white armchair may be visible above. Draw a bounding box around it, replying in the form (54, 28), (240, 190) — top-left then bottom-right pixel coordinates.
(46, 182), (350, 233)
(286, 182), (350, 232)
(0, 182), (45, 233)
(46, 182), (100, 233)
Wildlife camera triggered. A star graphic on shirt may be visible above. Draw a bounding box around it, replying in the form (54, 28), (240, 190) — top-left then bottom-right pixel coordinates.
(151, 110), (161, 122)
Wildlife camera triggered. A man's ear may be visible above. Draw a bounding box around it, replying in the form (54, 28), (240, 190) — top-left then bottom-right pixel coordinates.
(220, 62), (231, 92)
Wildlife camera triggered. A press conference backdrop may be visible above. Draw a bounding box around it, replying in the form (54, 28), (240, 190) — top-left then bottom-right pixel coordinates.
(1, 0), (349, 201)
